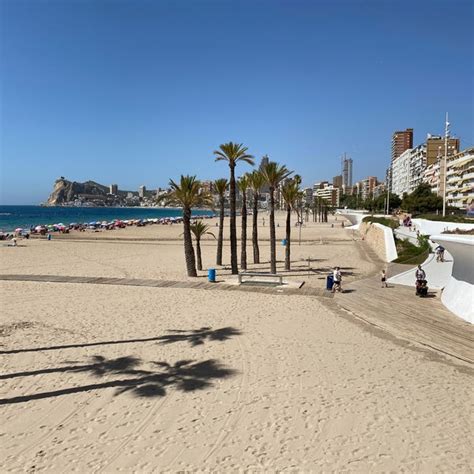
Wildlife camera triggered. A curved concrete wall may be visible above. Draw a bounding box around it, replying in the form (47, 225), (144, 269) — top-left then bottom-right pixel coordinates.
(374, 223), (398, 262)
(431, 235), (474, 324)
(359, 222), (398, 262)
(412, 219), (474, 236)
(338, 212), (368, 229)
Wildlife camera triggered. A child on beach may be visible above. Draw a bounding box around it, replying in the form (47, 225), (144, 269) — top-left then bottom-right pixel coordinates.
(381, 269), (387, 288)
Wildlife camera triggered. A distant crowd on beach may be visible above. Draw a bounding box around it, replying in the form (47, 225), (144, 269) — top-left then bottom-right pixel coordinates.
(0, 214), (216, 241)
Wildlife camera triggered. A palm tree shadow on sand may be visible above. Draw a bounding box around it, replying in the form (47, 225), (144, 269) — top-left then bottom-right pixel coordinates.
(156, 327), (242, 346)
(0, 356), (237, 405)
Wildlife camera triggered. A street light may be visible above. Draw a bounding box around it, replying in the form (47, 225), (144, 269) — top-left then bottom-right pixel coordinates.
(442, 113), (450, 217)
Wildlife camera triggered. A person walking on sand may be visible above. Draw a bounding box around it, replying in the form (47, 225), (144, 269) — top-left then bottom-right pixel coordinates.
(381, 269), (388, 288)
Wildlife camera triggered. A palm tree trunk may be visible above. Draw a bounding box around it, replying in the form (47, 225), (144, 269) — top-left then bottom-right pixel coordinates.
(229, 164), (238, 274)
(196, 239), (203, 271)
(183, 206), (197, 277)
(269, 187), (276, 274)
(252, 191), (260, 264)
(240, 191), (247, 270)
(216, 196), (224, 266)
(285, 204), (291, 270)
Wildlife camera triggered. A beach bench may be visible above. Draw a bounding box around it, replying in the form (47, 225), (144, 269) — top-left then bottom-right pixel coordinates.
(238, 272), (284, 285)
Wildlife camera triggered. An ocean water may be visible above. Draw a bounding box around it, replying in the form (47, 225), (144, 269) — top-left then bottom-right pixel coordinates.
(0, 206), (214, 232)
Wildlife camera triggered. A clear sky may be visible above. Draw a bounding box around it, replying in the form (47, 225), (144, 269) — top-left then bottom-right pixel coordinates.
(1, 0), (472, 204)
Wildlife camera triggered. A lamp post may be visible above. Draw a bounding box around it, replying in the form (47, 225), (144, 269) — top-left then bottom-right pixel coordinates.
(442, 113), (450, 217)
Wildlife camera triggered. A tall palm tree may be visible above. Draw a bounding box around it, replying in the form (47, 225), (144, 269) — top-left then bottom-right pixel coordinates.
(248, 170), (265, 264)
(237, 174), (250, 270)
(214, 142), (254, 274)
(281, 179), (301, 271)
(260, 161), (292, 274)
(190, 221), (216, 271)
(214, 178), (228, 266)
(161, 175), (212, 277)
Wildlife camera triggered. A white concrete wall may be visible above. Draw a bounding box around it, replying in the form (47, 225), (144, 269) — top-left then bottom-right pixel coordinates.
(412, 219), (474, 236)
(373, 223), (398, 262)
(359, 221), (398, 262)
(431, 235), (474, 324)
(337, 211), (368, 229)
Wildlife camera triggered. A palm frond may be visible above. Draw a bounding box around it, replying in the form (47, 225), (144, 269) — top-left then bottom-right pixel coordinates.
(190, 220), (216, 240)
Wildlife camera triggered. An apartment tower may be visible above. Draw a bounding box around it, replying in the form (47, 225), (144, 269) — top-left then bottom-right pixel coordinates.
(391, 128), (413, 163)
(342, 156), (353, 188)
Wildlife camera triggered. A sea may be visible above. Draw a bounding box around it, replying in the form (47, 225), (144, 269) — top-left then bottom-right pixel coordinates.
(0, 206), (214, 232)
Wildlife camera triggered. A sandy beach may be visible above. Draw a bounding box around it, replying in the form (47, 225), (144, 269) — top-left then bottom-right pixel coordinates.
(1, 213), (472, 472)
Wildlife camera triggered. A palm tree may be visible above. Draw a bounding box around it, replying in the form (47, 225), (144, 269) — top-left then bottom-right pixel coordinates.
(281, 179), (301, 271)
(214, 143), (254, 274)
(248, 170), (265, 264)
(260, 161), (292, 274)
(161, 175), (212, 277)
(214, 178), (228, 266)
(190, 221), (216, 271)
(237, 174), (250, 270)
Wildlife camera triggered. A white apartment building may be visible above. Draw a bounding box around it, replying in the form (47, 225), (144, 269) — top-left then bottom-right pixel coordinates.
(373, 182), (386, 198)
(446, 147), (474, 210)
(313, 182), (340, 207)
(391, 148), (411, 197)
(424, 161), (441, 195)
(408, 144), (427, 192)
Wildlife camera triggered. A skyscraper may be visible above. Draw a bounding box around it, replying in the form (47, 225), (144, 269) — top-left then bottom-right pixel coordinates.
(391, 128), (413, 163)
(342, 156), (353, 188)
(259, 155), (270, 193)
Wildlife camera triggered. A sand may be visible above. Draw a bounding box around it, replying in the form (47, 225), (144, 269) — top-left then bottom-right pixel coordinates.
(0, 212), (472, 472)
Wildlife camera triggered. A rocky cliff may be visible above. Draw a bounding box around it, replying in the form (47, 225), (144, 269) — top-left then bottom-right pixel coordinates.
(46, 178), (109, 205)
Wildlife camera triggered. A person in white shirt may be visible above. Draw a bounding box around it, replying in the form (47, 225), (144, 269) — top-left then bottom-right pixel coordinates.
(332, 267), (342, 292)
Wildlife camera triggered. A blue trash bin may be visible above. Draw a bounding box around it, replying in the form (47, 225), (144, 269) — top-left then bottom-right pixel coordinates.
(326, 274), (334, 290)
(282, 239), (287, 246)
(208, 268), (216, 282)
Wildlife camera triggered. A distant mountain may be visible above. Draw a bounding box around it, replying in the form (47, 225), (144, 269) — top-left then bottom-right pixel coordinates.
(45, 178), (140, 207)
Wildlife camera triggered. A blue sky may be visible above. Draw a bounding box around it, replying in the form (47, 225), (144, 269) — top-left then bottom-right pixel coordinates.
(1, 0), (472, 204)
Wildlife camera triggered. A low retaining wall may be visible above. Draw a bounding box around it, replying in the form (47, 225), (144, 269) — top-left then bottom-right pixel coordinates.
(359, 222), (398, 262)
(431, 235), (474, 324)
(412, 219), (474, 236)
(338, 211), (368, 229)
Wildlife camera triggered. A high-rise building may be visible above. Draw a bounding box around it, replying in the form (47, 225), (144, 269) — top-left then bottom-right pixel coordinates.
(333, 175), (343, 188)
(426, 135), (460, 166)
(342, 156), (353, 187)
(109, 184), (118, 195)
(138, 185), (146, 198)
(391, 148), (411, 197)
(303, 187), (313, 205)
(259, 155), (270, 193)
(259, 155), (270, 171)
(391, 128), (413, 163)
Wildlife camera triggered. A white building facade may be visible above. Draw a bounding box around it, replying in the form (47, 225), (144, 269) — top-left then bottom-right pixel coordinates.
(446, 147), (474, 210)
(408, 144), (427, 192)
(391, 148), (411, 197)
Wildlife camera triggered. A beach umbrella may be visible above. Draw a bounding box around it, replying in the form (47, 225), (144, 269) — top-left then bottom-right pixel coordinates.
(15, 228), (23, 232)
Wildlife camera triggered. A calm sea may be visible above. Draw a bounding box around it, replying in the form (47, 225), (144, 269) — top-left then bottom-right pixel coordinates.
(0, 206), (214, 232)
